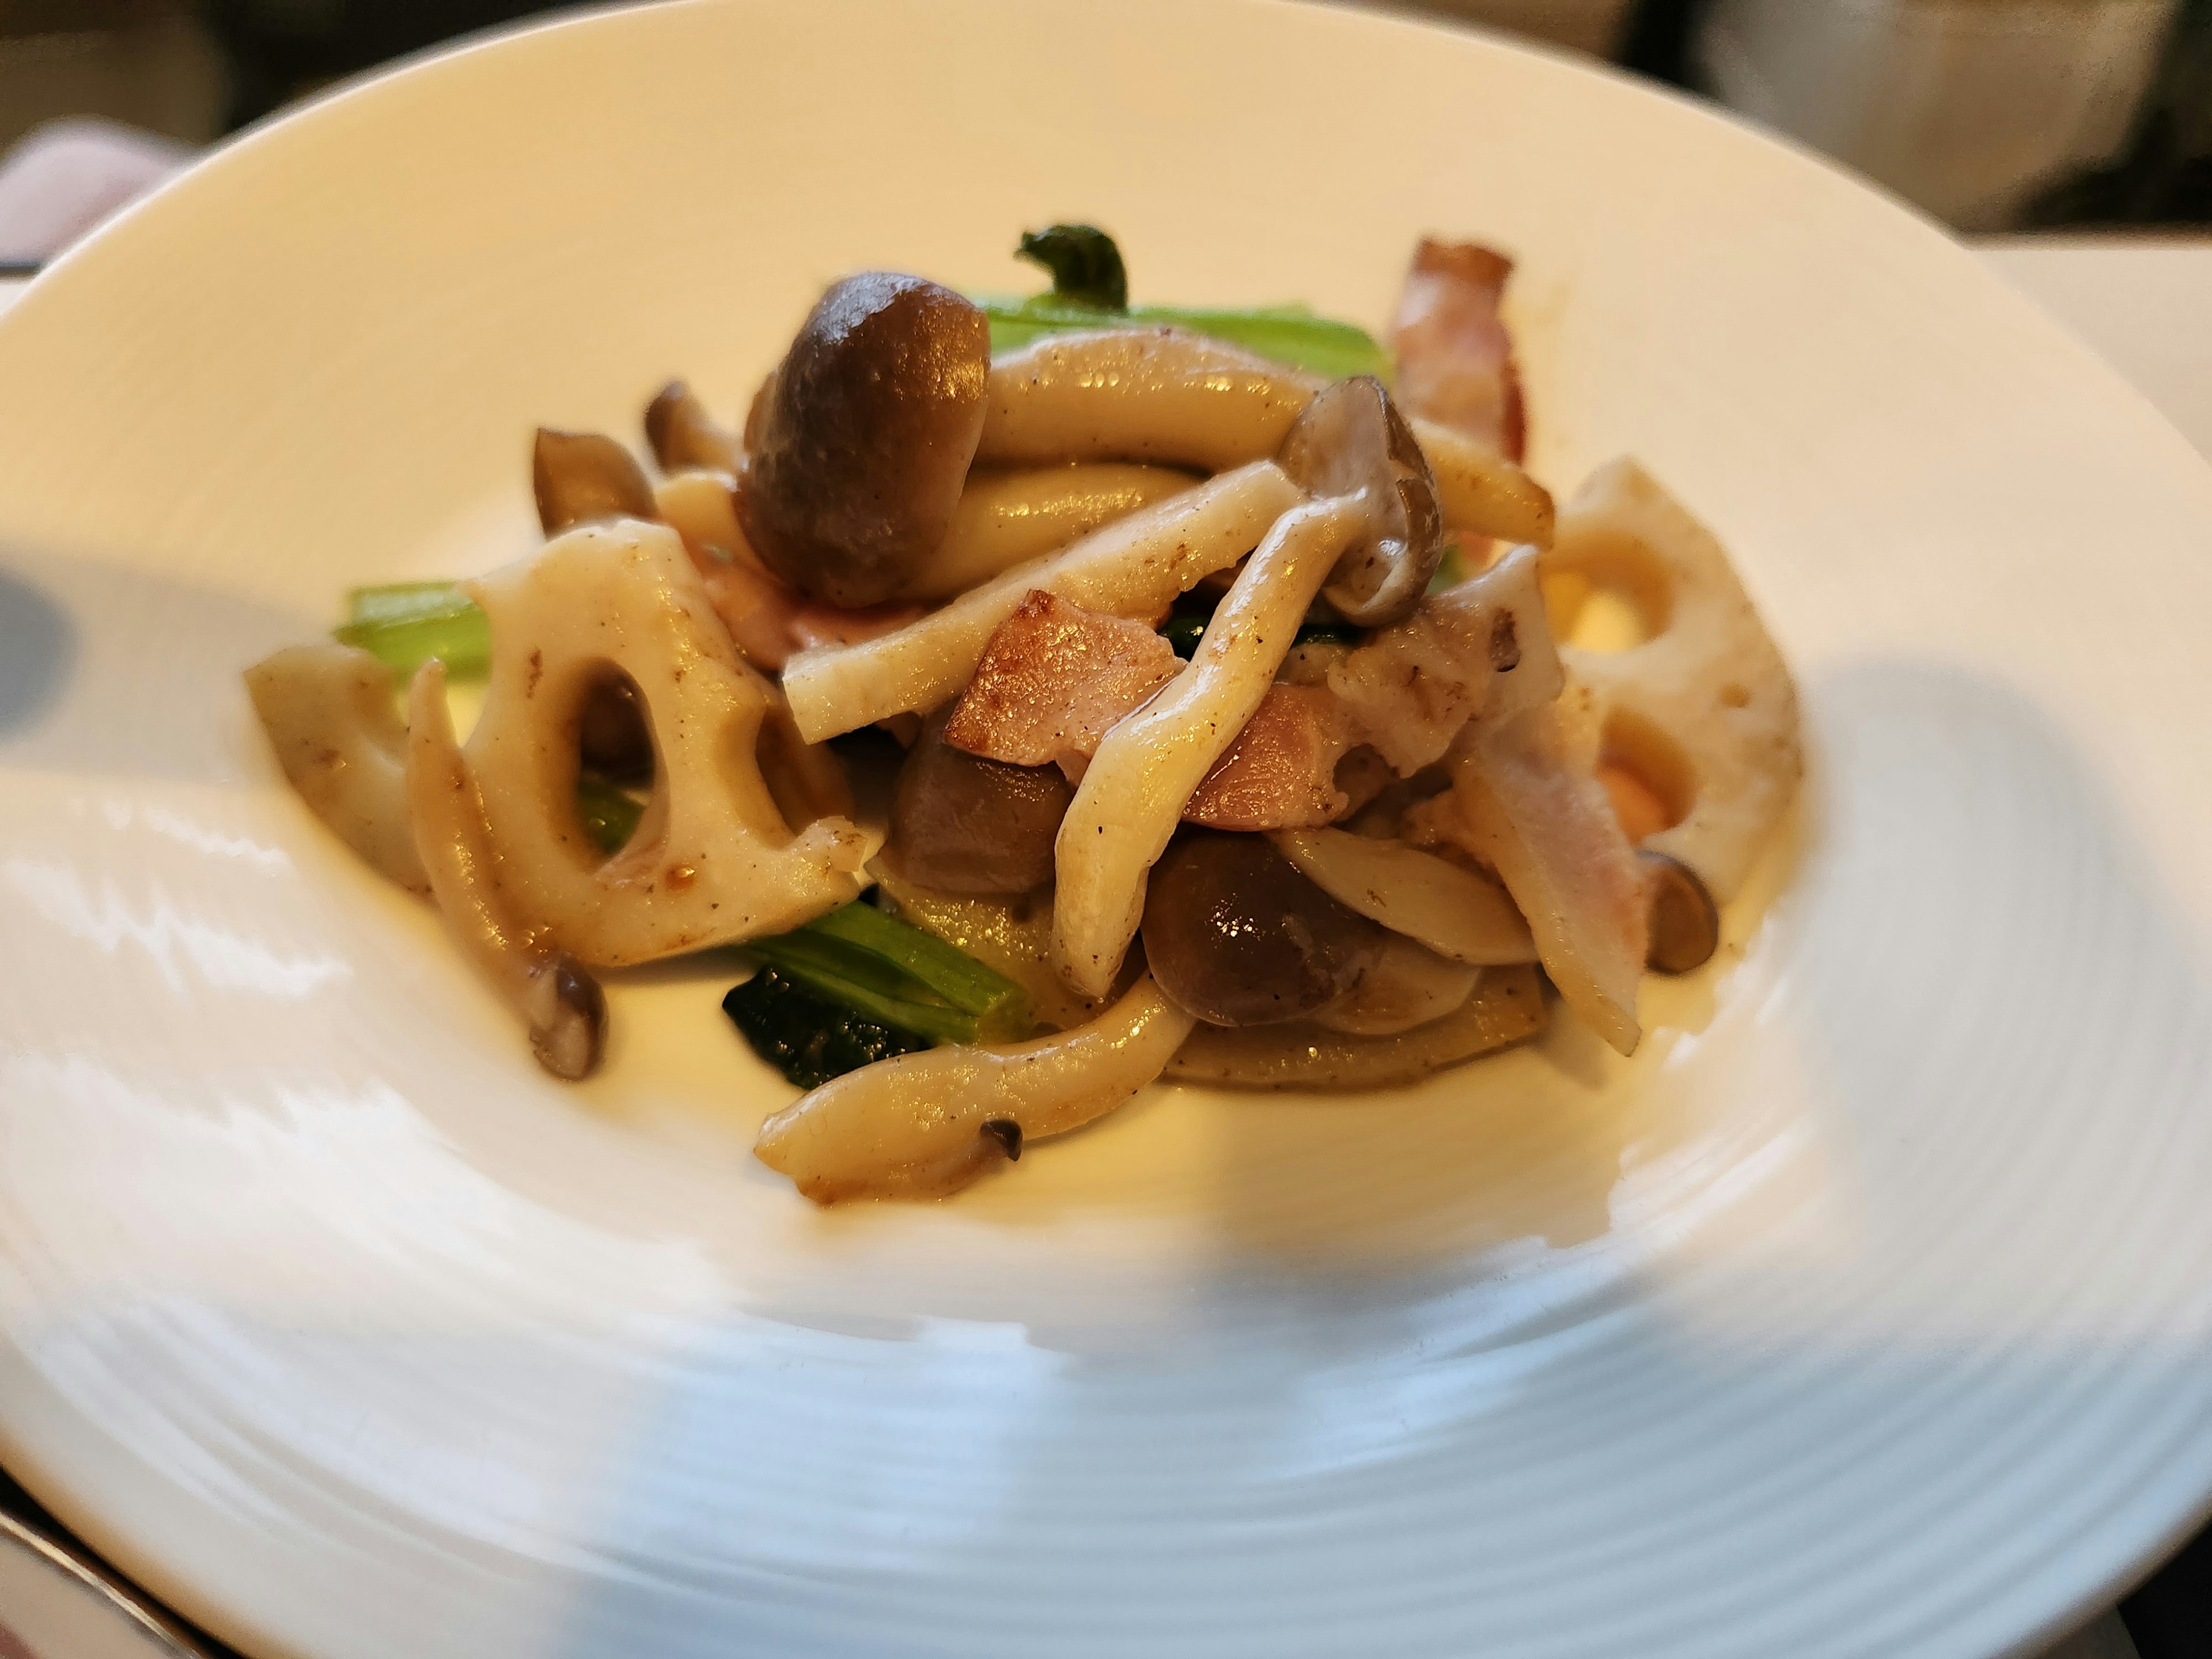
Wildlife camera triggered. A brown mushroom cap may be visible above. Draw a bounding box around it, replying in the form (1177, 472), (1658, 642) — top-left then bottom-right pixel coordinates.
(1142, 830), (1385, 1027)
(1277, 376), (1444, 627)
(643, 380), (741, 474)
(1641, 849), (1720, 974)
(532, 429), (656, 536)
(738, 273), (991, 608)
(883, 715), (1072, 896)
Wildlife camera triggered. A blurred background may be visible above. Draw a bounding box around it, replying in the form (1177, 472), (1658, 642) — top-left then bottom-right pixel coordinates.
(0, 0), (2209, 267)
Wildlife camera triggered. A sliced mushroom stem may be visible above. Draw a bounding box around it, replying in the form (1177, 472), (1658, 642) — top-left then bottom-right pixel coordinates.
(1166, 962), (1547, 1089)
(780, 459), (1302, 744)
(1053, 493), (1368, 999)
(404, 660), (607, 1079)
(975, 326), (1554, 547)
(753, 974), (1193, 1203)
(1449, 703), (1650, 1057)
(903, 463), (1198, 601)
(643, 380), (742, 474)
(532, 428), (657, 536)
(1270, 827), (1537, 966)
(1641, 849), (1720, 974)
(1410, 418), (1555, 547)
(245, 642), (428, 893)
(979, 327), (1320, 471)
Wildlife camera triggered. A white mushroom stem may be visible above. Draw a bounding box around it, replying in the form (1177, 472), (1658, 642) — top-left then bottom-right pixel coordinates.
(1271, 828), (1538, 965)
(245, 642), (428, 894)
(781, 460), (1302, 744)
(753, 974), (1194, 1203)
(1411, 417), (1555, 547)
(405, 661), (606, 1080)
(976, 327), (1554, 546)
(1053, 493), (1368, 998)
(904, 463), (1198, 600)
(979, 328), (1320, 471)
(1449, 703), (1650, 1056)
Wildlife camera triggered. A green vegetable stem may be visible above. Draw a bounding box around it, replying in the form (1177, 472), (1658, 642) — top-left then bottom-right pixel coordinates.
(334, 581), (490, 677)
(724, 896), (1035, 1088)
(977, 223), (1391, 382)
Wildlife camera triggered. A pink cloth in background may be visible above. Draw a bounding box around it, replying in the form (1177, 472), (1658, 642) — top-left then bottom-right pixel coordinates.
(0, 118), (192, 265)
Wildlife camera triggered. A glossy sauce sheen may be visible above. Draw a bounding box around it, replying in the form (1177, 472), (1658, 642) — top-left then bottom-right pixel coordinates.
(1142, 831), (1384, 1026)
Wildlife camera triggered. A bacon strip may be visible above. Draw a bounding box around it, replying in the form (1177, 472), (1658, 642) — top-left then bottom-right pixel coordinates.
(942, 590), (1178, 770)
(1389, 239), (1527, 463)
(946, 605), (1373, 832)
(1181, 684), (1359, 830)
(948, 540), (1563, 835)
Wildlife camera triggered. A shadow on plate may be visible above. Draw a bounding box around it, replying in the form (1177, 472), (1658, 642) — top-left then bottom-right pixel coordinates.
(0, 545), (305, 784)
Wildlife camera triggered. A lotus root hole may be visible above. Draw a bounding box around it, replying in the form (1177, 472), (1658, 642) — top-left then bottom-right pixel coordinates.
(570, 664), (661, 863)
(1542, 529), (1673, 653)
(1595, 707), (1694, 844)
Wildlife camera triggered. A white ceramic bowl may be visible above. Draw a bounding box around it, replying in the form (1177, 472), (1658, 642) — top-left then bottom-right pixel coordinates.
(2, 3), (2211, 1656)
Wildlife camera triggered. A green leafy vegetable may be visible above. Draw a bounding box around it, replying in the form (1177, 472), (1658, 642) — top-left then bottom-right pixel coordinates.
(722, 969), (929, 1090)
(1162, 612), (1209, 660)
(978, 222), (1390, 381)
(334, 581), (490, 677)
(575, 772), (645, 855)
(1429, 538), (1470, 592)
(1016, 223), (1128, 310)
(1161, 590), (1363, 660)
(979, 295), (1389, 381)
(802, 899), (1032, 1040)
(730, 897), (1035, 1079)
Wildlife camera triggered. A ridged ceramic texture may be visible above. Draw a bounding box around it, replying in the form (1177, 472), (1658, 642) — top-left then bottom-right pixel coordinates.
(2, 3), (2211, 1656)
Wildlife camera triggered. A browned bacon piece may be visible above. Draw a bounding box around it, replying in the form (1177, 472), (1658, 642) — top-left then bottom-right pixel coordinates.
(1389, 239), (1527, 464)
(690, 538), (924, 673)
(1181, 684), (1361, 831)
(942, 589), (1180, 770)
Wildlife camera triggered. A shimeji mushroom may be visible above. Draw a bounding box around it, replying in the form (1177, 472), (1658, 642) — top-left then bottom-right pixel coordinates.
(738, 272), (992, 607)
(1276, 374), (1445, 626)
(1051, 493), (1370, 999)
(1140, 830), (1385, 1028)
(244, 643), (427, 894)
(406, 660), (608, 1080)
(978, 325), (1553, 546)
(531, 428), (656, 535)
(643, 379), (741, 474)
(752, 974), (1195, 1203)
(779, 460), (1303, 742)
